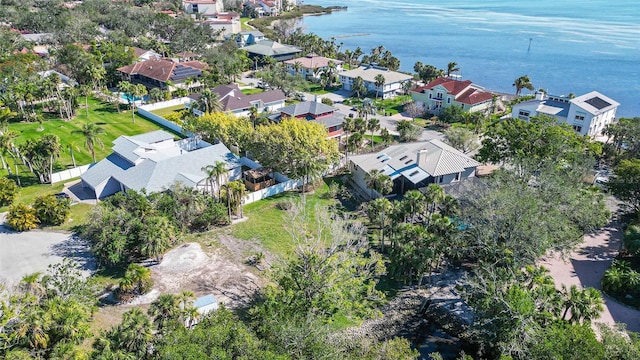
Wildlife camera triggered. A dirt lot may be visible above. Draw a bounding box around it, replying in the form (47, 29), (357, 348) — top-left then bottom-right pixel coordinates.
(125, 231), (275, 309)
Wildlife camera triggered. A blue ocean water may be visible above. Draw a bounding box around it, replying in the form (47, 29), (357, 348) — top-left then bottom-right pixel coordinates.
(300, 0), (640, 117)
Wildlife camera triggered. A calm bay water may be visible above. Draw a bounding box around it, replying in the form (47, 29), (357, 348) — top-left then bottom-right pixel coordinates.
(301, 0), (640, 117)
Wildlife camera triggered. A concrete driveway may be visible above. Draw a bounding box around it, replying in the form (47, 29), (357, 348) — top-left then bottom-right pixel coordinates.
(538, 198), (640, 332)
(0, 214), (95, 287)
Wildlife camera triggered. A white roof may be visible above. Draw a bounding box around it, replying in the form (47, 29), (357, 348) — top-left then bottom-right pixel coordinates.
(339, 64), (413, 84)
(350, 139), (479, 184)
(570, 91), (619, 115)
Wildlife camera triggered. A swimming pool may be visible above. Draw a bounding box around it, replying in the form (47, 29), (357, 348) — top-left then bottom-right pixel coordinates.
(118, 92), (148, 103)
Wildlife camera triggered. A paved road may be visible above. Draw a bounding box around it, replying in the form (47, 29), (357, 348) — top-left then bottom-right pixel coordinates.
(538, 199), (640, 332)
(239, 72), (444, 142)
(0, 213), (94, 287)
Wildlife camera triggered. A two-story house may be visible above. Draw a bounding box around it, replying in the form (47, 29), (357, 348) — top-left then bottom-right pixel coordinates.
(511, 91), (619, 137)
(269, 101), (345, 139)
(338, 64), (413, 99)
(409, 77), (494, 114)
(283, 54), (344, 81)
(189, 83), (286, 117)
(182, 0), (223, 15)
(117, 58), (208, 90)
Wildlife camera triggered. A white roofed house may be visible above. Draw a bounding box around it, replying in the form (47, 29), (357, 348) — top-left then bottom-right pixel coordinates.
(511, 91), (619, 137)
(349, 140), (480, 197)
(338, 64), (413, 99)
(80, 130), (241, 199)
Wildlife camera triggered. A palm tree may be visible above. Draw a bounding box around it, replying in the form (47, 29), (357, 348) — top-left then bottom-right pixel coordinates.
(116, 308), (153, 357)
(131, 84), (147, 122)
(202, 161), (227, 199)
(446, 61), (460, 77)
(79, 84), (92, 117)
(366, 118), (380, 148)
(227, 180), (247, 218)
(149, 88), (163, 103)
(402, 190), (425, 223)
(117, 81), (133, 112)
(369, 197), (392, 251)
(513, 75), (534, 96)
(72, 123), (105, 163)
(374, 74), (386, 100)
(423, 183), (446, 216)
(148, 294), (181, 331)
(365, 169), (393, 200)
(198, 88), (222, 113)
(20, 272), (45, 297)
(347, 132), (363, 156)
(248, 106), (259, 128)
(352, 76), (366, 98)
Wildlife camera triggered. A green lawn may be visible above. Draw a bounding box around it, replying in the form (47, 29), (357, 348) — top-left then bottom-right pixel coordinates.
(374, 95), (411, 115)
(231, 181), (338, 257)
(0, 182), (66, 212)
(48, 203), (94, 232)
(240, 17), (253, 31)
(6, 97), (174, 170)
(241, 88), (264, 95)
(150, 104), (185, 116)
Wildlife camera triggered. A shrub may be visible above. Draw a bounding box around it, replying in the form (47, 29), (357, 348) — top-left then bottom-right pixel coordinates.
(321, 97), (333, 106)
(624, 225), (640, 255)
(0, 177), (19, 206)
(117, 263), (153, 301)
(7, 203), (40, 231)
(33, 194), (70, 225)
(191, 201), (229, 230)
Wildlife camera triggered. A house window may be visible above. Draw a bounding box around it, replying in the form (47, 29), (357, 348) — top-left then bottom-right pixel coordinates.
(575, 115), (585, 121)
(437, 176), (444, 183)
(447, 98), (451, 104)
(409, 170), (419, 177)
(519, 110), (530, 117)
(429, 93), (432, 99)
(399, 155), (408, 161)
(455, 172), (460, 181)
(572, 125), (582, 132)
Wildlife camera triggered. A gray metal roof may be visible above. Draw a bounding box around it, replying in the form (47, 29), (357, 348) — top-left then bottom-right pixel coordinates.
(242, 40), (301, 57)
(279, 101), (336, 117)
(338, 64), (413, 84)
(350, 139), (479, 184)
(82, 132), (240, 193)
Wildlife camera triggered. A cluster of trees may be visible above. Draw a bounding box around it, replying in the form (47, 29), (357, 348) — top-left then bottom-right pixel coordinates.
(0, 260), (97, 359)
(6, 194), (70, 231)
(82, 186), (228, 267)
(184, 112), (340, 186)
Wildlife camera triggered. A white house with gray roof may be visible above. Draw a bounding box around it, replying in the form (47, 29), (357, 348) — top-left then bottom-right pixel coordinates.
(339, 64), (413, 99)
(81, 130), (241, 199)
(511, 91), (619, 137)
(349, 140), (479, 197)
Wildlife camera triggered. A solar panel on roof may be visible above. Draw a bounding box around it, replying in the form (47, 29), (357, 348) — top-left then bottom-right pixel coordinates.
(584, 96), (611, 110)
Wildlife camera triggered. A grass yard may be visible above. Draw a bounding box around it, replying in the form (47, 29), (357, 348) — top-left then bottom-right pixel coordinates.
(150, 104), (185, 117)
(240, 17), (253, 31)
(231, 181), (338, 257)
(0, 181), (66, 212)
(374, 95), (411, 116)
(241, 88), (264, 95)
(5, 97), (174, 172)
(49, 203), (94, 232)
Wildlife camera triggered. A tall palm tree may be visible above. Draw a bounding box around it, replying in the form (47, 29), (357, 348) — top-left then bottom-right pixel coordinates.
(374, 74), (386, 100)
(352, 76), (366, 98)
(72, 123), (105, 163)
(513, 75), (534, 96)
(148, 294), (181, 331)
(227, 180), (247, 218)
(202, 161), (228, 199)
(366, 117), (380, 148)
(402, 190), (425, 223)
(198, 88), (222, 113)
(365, 169), (393, 200)
(79, 84), (92, 117)
(369, 197), (392, 251)
(423, 183), (446, 216)
(131, 84), (147, 123)
(446, 61), (460, 77)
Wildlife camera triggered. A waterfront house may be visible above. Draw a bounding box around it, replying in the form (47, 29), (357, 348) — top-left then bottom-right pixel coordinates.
(283, 54), (344, 81)
(81, 130), (241, 199)
(338, 64), (413, 99)
(117, 58), (208, 90)
(201, 12), (241, 39)
(511, 91), (619, 137)
(242, 40), (302, 65)
(409, 77), (495, 114)
(268, 100), (345, 139)
(349, 140), (479, 197)
(182, 0), (223, 15)
(189, 83), (286, 117)
(234, 30), (265, 46)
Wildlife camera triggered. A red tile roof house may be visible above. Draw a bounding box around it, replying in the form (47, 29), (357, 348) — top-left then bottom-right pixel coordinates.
(188, 84), (286, 117)
(268, 101), (346, 139)
(409, 77), (495, 114)
(117, 58), (208, 91)
(283, 54), (344, 82)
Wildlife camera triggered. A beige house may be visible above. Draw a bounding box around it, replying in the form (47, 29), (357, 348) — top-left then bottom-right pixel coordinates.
(410, 77), (495, 114)
(283, 54), (344, 81)
(339, 64), (412, 99)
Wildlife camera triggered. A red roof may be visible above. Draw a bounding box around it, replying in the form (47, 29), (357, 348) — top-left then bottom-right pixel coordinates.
(117, 58), (207, 82)
(411, 77), (493, 106)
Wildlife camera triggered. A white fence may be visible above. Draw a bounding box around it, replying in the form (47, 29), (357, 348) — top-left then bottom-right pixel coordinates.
(243, 178), (304, 205)
(51, 164), (91, 184)
(137, 98), (195, 134)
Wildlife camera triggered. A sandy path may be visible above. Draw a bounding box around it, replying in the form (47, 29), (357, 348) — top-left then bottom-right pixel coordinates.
(538, 199), (640, 332)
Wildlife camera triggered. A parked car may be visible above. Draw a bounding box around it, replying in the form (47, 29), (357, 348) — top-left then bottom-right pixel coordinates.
(257, 81), (270, 90)
(593, 171), (611, 191)
(54, 192), (70, 199)
(293, 92), (306, 101)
